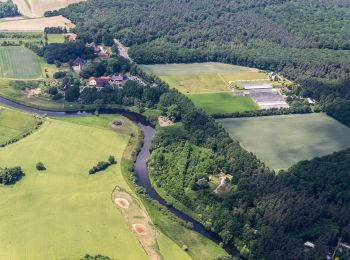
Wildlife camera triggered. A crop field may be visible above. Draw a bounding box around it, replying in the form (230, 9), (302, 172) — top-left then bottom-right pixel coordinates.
(47, 33), (65, 44)
(0, 106), (38, 145)
(189, 92), (258, 114)
(0, 16), (73, 32)
(218, 113), (350, 169)
(0, 47), (41, 79)
(11, 0), (86, 18)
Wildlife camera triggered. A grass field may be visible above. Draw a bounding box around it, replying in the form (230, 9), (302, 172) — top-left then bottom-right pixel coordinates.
(189, 92), (258, 114)
(141, 62), (267, 94)
(218, 113), (350, 169)
(0, 106), (39, 144)
(0, 47), (41, 79)
(47, 33), (65, 44)
(141, 62), (264, 114)
(0, 115), (151, 259)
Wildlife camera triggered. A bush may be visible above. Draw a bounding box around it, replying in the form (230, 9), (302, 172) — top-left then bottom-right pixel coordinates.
(0, 167), (25, 185)
(108, 155), (116, 164)
(36, 162), (46, 171)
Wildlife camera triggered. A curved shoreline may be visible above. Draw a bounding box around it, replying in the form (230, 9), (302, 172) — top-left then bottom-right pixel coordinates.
(0, 96), (240, 257)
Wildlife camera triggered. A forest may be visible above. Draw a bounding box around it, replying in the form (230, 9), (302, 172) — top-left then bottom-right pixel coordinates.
(148, 89), (350, 259)
(57, 0), (350, 125)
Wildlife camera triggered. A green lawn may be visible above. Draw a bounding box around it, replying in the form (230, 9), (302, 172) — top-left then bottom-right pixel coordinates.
(0, 106), (39, 145)
(47, 34), (65, 44)
(218, 113), (350, 169)
(0, 47), (42, 79)
(189, 92), (258, 114)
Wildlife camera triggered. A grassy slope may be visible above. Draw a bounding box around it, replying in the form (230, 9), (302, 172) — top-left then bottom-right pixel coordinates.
(0, 47), (41, 79)
(0, 106), (38, 144)
(188, 92), (258, 114)
(0, 115), (148, 259)
(218, 113), (350, 169)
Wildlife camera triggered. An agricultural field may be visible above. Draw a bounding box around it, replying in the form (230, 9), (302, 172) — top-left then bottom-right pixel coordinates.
(0, 47), (41, 78)
(11, 0), (86, 18)
(0, 16), (73, 31)
(189, 92), (258, 114)
(0, 114), (192, 259)
(218, 113), (350, 169)
(141, 62), (264, 114)
(0, 106), (39, 145)
(47, 33), (65, 44)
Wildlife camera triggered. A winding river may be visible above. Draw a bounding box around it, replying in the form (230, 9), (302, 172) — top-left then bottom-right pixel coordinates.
(0, 96), (240, 257)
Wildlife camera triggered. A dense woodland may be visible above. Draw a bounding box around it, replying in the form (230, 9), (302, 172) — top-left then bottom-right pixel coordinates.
(149, 89), (350, 259)
(44, 1), (350, 258)
(0, 0), (19, 18)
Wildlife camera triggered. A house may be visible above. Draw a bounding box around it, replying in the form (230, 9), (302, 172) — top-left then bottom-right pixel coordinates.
(72, 57), (85, 72)
(88, 77), (97, 86)
(269, 72), (280, 81)
(88, 76), (111, 87)
(67, 33), (77, 41)
(128, 75), (147, 86)
(109, 75), (124, 85)
(88, 42), (101, 53)
(304, 241), (315, 249)
(307, 98), (316, 105)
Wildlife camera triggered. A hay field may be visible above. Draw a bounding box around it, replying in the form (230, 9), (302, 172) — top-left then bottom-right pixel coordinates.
(12, 0), (86, 18)
(218, 113), (350, 169)
(0, 106), (38, 144)
(0, 47), (41, 78)
(0, 16), (72, 32)
(189, 92), (258, 114)
(141, 62), (267, 94)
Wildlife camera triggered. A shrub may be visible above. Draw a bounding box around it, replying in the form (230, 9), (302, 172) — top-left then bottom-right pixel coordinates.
(36, 162), (46, 171)
(0, 167), (25, 185)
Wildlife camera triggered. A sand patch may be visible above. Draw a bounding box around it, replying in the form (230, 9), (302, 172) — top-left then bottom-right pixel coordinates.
(132, 224), (147, 235)
(112, 188), (161, 260)
(214, 174), (232, 194)
(114, 198), (129, 208)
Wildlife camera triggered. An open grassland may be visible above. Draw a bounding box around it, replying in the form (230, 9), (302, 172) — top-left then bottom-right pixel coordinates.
(12, 0), (86, 18)
(0, 16), (73, 32)
(0, 47), (41, 79)
(47, 33), (65, 44)
(0, 106), (38, 145)
(0, 115), (151, 259)
(189, 92), (258, 114)
(218, 113), (350, 170)
(141, 62), (265, 114)
(141, 62), (267, 94)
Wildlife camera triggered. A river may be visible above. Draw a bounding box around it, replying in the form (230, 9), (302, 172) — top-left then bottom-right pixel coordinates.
(0, 96), (240, 257)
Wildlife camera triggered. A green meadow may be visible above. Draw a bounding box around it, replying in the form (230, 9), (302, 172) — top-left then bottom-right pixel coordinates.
(0, 47), (42, 79)
(218, 113), (350, 169)
(47, 34), (65, 44)
(0, 106), (39, 145)
(141, 62), (264, 114)
(189, 92), (258, 114)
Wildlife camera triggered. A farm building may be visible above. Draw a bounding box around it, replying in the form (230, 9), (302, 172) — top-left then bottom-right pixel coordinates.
(88, 76), (111, 86)
(109, 75), (124, 85)
(242, 82), (289, 109)
(66, 33), (77, 41)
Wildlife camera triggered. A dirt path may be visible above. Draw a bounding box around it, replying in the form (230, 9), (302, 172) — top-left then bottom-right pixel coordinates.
(112, 187), (161, 260)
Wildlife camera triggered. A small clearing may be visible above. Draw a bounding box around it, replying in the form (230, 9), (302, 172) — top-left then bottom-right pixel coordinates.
(213, 175), (233, 194)
(158, 116), (174, 127)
